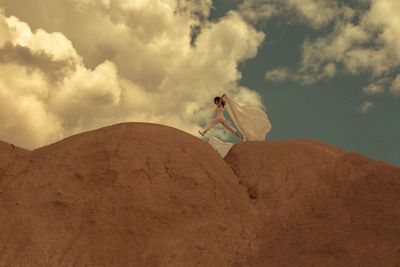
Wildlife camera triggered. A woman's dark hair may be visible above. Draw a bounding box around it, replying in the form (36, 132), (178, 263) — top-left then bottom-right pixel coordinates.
(214, 96), (225, 107)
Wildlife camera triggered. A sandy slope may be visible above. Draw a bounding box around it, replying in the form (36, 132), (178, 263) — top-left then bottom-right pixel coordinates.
(0, 123), (255, 266)
(0, 141), (29, 175)
(0, 123), (399, 266)
(225, 140), (400, 266)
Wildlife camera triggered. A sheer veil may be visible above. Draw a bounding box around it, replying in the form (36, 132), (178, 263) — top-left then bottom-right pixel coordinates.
(224, 95), (272, 141)
(208, 94), (272, 157)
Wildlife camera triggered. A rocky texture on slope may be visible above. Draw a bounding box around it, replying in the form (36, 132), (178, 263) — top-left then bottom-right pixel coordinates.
(0, 141), (28, 174)
(1, 123), (399, 266)
(225, 140), (400, 267)
(0, 123), (256, 266)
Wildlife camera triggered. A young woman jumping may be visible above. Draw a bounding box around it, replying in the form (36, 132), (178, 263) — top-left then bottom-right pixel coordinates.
(198, 94), (243, 140)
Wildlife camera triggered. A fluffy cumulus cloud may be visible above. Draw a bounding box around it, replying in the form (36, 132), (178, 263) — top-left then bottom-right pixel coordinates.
(0, 1), (265, 149)
(263, 0), (400, 96)
(0, 10), (122, 148)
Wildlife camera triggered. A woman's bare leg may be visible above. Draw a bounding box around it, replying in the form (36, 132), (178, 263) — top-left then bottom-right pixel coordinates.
(221, 120), (242, 139)
(220, 120), (236, 134)
(202, 119), (220, 134)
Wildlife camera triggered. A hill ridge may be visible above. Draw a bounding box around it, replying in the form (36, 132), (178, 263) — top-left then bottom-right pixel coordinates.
(0, 123), (399, 266)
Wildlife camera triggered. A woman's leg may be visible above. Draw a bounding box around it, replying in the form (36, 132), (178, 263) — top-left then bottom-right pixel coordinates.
(220, 120), (236, 134)
(202, 119), (220, 134)
(221, 120), (243, 139)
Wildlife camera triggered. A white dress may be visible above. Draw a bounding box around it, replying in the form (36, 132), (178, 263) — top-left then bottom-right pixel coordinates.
(208, 95), (272, 157)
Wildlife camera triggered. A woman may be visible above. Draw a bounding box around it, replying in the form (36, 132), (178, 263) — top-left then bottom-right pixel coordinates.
(198, 94), (243, 140)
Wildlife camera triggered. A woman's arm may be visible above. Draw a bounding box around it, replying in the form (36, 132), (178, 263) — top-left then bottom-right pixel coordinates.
(220, 94), (227, 108)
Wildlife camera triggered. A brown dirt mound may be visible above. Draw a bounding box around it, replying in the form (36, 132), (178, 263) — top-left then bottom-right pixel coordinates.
(225, 140), (400, 267)
(0, 141), (29, 180)
(0, 123), (255, 266)
(1, 124), (400, 266)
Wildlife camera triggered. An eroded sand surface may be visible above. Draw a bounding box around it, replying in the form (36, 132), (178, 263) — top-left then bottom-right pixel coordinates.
(0, 123), (399, 266)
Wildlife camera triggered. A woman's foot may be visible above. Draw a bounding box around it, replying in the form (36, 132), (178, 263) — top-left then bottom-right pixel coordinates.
(198, 130), (206, 136)
(234, 130), (243, 141)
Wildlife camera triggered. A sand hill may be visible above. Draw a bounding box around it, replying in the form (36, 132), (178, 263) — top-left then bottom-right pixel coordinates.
(0, 123), (399, 266)
(225, 141), (400, 266)
(0, 141), (28, 175)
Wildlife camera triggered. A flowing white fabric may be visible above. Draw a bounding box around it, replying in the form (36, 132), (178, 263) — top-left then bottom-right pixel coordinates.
(208, 136), (234, 158)
(207, 95), (272, 157)
(224, 95), (272, 141)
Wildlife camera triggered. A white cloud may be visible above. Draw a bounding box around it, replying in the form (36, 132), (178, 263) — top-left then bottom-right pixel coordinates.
(0, 12), (122, 148)
(223, 0), (400, 97)
(362, 79), (388, 95)
(241, 0), (400, 102)
(265, 67), (289, 81)
(283, 0), (344, 29)
(0, 66), (64, 147)
(261, 0), (400, 96)
(390, 75), (400, 95)
(0, 3), (266, 149)
(265, 62), (337, 85)
(5, 15), (78, 61)
(360, 101), (375, 114)
(239, 0), (347, 29)
(321, 63), (337, 79)
(239, 0), (279, 24)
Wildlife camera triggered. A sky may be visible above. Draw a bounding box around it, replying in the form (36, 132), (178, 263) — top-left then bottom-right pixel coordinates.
(0, 0), (398, 165)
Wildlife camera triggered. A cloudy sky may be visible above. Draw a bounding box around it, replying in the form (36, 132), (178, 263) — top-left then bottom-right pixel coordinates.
(0, 0), (398, 165)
